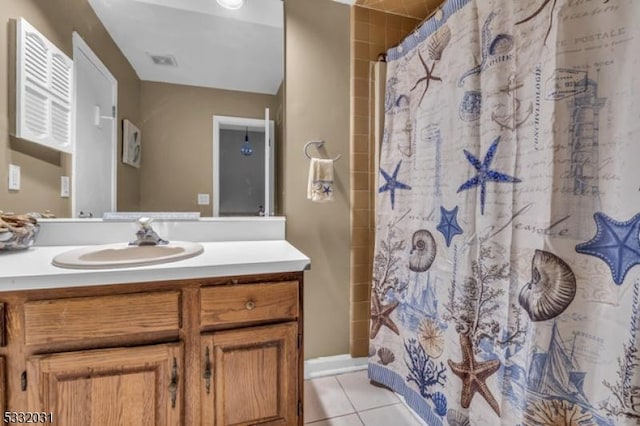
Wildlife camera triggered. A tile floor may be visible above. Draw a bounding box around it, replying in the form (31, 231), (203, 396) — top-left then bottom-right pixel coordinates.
(304, 370), (425, 426)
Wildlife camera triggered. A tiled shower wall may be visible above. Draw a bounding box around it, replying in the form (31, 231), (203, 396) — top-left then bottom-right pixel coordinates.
(349, 6), (420, 357)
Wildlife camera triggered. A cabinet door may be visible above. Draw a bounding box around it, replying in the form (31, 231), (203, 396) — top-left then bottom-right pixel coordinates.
(201, 322), (298, 425)
(27, 343), (183, 426)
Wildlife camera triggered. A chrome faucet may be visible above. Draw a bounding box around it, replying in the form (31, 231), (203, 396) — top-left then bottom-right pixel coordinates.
(130, 217), (168, 246)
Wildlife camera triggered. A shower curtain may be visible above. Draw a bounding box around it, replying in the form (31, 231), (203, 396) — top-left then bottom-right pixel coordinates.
(369, 0), (640, 425)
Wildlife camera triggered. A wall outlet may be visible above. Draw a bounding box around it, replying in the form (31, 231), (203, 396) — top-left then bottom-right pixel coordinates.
(61, 176), (70, 198)
(8, 164), (20, 191)
(197, 193), (210, 205)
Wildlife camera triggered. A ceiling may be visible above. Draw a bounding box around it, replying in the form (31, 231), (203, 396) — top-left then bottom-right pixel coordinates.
(353, 0), (445, 20)
(88, 0), (284, 95)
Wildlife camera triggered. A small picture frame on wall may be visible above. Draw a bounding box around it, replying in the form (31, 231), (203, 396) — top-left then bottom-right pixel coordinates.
(122, 119), (141, 168)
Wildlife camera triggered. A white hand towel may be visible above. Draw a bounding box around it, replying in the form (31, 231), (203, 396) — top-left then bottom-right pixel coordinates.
(307, 158), (335, 202)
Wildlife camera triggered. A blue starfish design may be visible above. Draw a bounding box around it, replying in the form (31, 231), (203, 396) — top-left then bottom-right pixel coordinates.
(457, 136), (521, 215)
(437, 206), (463, 247)
(379, 161), (412, 210)
(575, 212), (640, 285)
(322, 185), (332, 195)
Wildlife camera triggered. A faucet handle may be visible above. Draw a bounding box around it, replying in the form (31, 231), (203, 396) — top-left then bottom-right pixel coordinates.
(137, 216), (153, 229)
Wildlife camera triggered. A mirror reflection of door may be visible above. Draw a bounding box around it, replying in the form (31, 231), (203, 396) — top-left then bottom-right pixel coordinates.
(213, 113), (275, 217)
(220, 128), (265, 216)
(72, 32), (117, 218)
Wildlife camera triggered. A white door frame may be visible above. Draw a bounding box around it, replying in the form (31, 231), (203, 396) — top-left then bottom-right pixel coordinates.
(212, 114), (274, 217)
(72, 32), (118, 217)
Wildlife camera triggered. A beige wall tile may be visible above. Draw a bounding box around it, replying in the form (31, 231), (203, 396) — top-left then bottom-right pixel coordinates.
(350, 2), (436, 358)
(353, 115), (369, 136)
(352, 190), (370, 209)
(386, 27), (404, 47)
(351, 284), (371, 304)
(353, 96), (369, 117)
(353, 171), (370, 191)
(369, 25), (386, 45)
(354, 41), (370, 60)
(352, 153), (369, 173)
(354, 21), (370, 41)
(351, 228), (370, 248)
(351, 320), (371, 340)
(369, 9), (387, 26)
(352, 209), (370, 229)
(353, 134), (369, 153)
(351, 245), (371, 266)
(352, 300), (371, 322)
(353, 77), (370, 98)
(350, 339), (370, 357)
(354, 5), (370, 22)
(369, 43), (386, 60)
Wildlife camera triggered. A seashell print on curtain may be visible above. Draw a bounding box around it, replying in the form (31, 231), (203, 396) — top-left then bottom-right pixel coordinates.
(369, 0), (640, 425)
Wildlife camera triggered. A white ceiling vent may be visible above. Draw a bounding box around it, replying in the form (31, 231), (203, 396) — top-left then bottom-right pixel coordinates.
(148, 54), (177, 67)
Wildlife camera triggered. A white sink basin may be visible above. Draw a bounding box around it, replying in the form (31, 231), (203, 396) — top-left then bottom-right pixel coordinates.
(52, 241), (204, 269)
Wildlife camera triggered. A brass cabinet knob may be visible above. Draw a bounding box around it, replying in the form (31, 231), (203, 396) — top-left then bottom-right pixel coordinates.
(245, 300), (256, 310)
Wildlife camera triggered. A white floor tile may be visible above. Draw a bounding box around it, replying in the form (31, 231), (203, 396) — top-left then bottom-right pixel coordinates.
(358, 404), (423, 426)
(304, 376), (356, 423)
(336, 370), (399, 411)
(306, 414), (364, 426)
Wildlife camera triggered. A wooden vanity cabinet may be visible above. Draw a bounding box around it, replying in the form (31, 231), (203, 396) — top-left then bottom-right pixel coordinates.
(0, 271), (304, 426)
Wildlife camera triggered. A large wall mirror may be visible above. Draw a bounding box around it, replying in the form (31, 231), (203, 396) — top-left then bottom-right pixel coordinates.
(1, 0), (283, 218)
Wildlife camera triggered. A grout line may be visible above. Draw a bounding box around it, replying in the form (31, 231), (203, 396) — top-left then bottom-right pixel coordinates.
(306, 413), (362, 425)
(356, 401), (403, 415)
(304, 376), (355, 424)
(335, 372), (360, 414)
(335, 370), (403, 416)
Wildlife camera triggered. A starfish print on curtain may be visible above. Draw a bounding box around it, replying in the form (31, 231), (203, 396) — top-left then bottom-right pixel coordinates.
(457, 136), (521, 215)
(448, 333), (501, 416)
(437, 205), (464, 247)
(379, 161), (412, 210)
(370, 292), (400, 339)
(576, 212), (640, 285)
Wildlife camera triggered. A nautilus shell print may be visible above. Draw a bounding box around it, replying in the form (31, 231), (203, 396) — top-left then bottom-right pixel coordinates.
(409, 229), (437, 272)
(519, 250), (577, 322)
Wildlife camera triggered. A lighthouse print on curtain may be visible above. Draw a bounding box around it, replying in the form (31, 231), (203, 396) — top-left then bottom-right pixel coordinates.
(369, 0), (640, 425)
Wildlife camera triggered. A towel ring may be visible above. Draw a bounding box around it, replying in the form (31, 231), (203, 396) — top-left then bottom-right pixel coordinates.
(304, 140), (342, 161)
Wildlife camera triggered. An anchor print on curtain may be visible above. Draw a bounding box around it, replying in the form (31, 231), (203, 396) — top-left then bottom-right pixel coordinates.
(369, 0), (640, 425)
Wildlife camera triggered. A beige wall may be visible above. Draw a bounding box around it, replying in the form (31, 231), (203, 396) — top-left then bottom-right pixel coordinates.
(0, 0), (141, 216)
(138, 81), (278, 216)
(284, 0), (351, 358)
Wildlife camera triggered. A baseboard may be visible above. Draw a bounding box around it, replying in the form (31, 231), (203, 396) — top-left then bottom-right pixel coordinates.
(303, 354), (368, 379)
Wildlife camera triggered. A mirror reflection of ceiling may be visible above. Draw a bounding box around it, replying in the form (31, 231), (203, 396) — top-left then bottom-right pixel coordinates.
(353, 0), (445, 20)
(88, 0), (284, 95)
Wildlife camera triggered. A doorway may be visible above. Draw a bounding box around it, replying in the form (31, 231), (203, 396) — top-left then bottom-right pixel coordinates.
(72, 32), (117, 218)
(212, 113), (275, 216)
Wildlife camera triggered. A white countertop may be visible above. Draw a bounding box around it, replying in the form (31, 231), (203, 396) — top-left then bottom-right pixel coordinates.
(0, 240), (310, 292)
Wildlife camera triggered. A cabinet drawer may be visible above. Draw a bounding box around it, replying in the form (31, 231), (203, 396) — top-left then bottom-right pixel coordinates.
(24, 291), (181, 346)
(200, 281), (299, 329)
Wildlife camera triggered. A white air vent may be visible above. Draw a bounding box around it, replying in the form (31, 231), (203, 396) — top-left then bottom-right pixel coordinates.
(149, 54), (178, 67)
(16, 18), (74, 153)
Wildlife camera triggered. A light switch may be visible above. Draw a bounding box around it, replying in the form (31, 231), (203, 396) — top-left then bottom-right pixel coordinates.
(197, 193), (210, 205)
(61, 176), (70, 198)
(8, 164), (20, 191)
